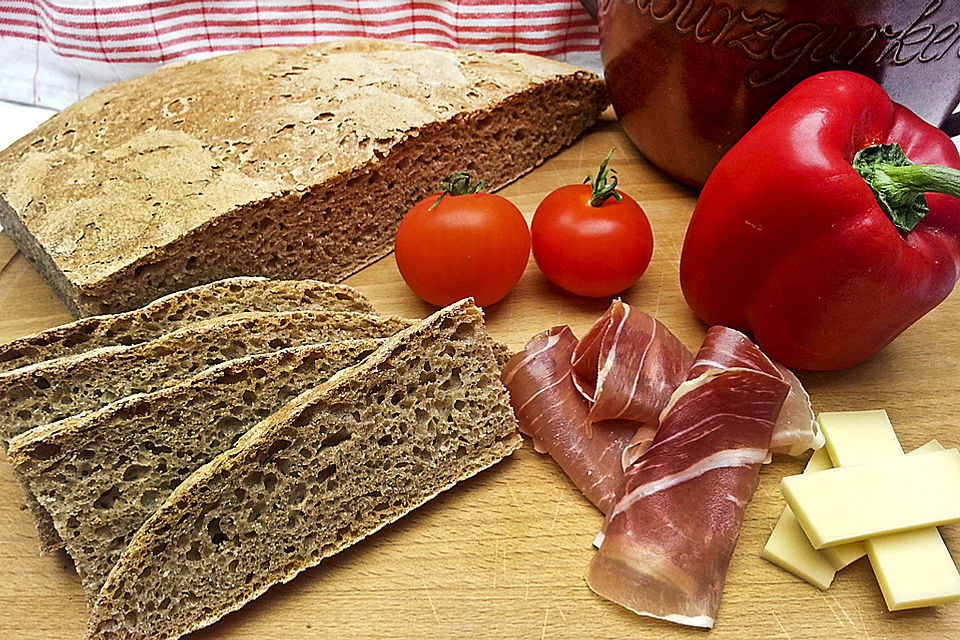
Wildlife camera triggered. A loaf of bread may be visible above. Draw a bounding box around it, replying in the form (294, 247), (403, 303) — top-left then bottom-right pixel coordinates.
(87, 299), (521, 640)
(9, 339), (381, 594)
(0, 310), (411, 446)
(0, 277), (372, 374)
(0, 39), (607, 316)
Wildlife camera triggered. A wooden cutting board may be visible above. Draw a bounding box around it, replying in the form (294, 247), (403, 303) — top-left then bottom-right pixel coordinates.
(1, 115), (958, 640)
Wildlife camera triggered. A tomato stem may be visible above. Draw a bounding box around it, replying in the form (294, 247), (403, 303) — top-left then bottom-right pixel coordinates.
(586, 149), (623, 207)
(431, 171), (487, 210)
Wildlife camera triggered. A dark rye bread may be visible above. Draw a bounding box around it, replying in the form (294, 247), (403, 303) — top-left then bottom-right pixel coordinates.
(0, 39), (607, 316)
(8, 339), (382, 595)
(87, 300), (521, 640)
(0, 277), (372, 374)
(0, 310), (412, 446)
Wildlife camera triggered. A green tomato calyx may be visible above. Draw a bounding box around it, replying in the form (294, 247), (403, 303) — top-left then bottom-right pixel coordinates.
(586, 149), (624, 207)
(431, 171), (488, 210)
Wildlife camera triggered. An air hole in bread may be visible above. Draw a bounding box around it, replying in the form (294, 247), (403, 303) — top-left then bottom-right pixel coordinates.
(244, 471), (263, 488)
(290, 483), (307, 504)
(452, 322), (478, 341)
(206, 518), (228, 546)
(94, 485), (121, 509)
(217, 416), (242, 432)
(263, 473), (278, 492)
(217, 370), (248, 386)
(123, 465), (150, 481)
(28, 442), (62, 460)
(320, 428), (352, 448)
(441, 368), (462, 390)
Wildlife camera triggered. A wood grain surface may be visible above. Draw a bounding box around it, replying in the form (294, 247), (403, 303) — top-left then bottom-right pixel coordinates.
(1, 116), (959, 640)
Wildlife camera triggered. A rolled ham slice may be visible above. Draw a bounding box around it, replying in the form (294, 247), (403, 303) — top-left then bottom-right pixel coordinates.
(570, 300), (693, 427)
(585, 367), (790, 628)
(687, 326), (821, 458)
(621, 325), (820, 467)
(501, 326), (637, 512)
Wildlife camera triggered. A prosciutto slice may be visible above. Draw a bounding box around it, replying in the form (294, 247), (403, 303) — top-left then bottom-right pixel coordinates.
(501, 326), (637, 512)
(621, 325), (819, 467)
(585, 367), (790, 628)
(687, 326), (821, 458)
(570, 300), (693, 427)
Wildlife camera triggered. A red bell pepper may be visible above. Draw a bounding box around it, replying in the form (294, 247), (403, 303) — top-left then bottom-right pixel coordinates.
(680, 71), (960, 371)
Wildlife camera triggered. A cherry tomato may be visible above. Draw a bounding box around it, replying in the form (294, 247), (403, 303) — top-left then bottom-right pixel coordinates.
(395, 173), (530, 307)
(531, 153), (653, 297)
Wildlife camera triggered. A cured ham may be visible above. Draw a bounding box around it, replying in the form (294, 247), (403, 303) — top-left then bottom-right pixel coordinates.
(501, 326), (637, 512)
(573, 305), (817, 468)
(585, 367), (790, 628)
(503, 305), (820, 628)
(619, 325), (819, 467)
(686, 326), (821, 458)
(504, 303), (819, 518)
(570, 300), (693, 428)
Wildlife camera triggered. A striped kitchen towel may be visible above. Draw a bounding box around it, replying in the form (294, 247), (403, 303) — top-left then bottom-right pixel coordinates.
(0, 0), (601, 109)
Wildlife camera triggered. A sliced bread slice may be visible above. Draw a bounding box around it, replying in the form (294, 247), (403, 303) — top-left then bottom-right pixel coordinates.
(13, 468), (63, 553)
(0, 277), (372, 375)
(0, 310), (412, 446)
(87, 299), (521, 640)
(9, 339), (382, 592)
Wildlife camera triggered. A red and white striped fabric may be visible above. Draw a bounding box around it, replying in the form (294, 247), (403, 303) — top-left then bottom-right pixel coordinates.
(0, 0), (601, 109)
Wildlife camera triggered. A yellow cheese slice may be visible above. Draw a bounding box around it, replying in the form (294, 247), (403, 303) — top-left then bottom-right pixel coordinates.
(820, 409), (904, 465)
(816, 410), (893, 568)
(762, 507), (835, 590)
(764, 409), (959, 605)
(761, 448), (837, 589)
(868, 525), (960, 610)
(820, 411), (960, 611)
(820, 540), (864, 571)
(781, 448), (960, 548)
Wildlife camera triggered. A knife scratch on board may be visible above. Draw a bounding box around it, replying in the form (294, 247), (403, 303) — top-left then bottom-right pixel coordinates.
(855, 601), (871, 639)
(769, 608), (792, 640)
(830, 591), (857, 628)
(554, 601), (566, 623)
(495, 538), (502, 588)
(818, 590), (845, 625)
(423, 587), (441, 625)
(651, 268), (666, 318)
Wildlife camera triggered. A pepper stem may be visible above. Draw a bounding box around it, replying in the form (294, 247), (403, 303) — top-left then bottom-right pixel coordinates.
(585, 149), (623, 207)
(430, 171), (487, 209)
(852, 143), (960, 233)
